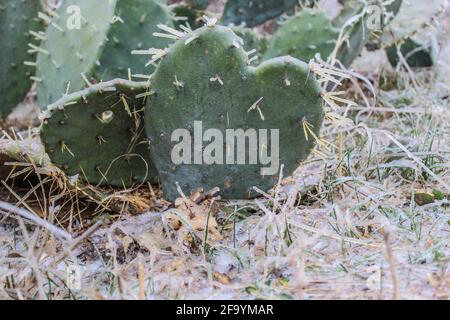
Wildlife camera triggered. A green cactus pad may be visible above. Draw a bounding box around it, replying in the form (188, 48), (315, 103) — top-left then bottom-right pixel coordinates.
(333, 12), (368, 67)
(385, 0), (403, 18)
(333, 0), (374, 67)
(0, 0), (41, 118)
(36, 0), (174, 108)
(40, 79), (157, 187)
(333, 0), (403, 67)
(222, 0), (316, 27)
(386, 38), (434, 68)
(333, 0), (363, 28)
(382, 0), (441, 68)
(336, 0), (402, 27)
(145, 25), (324, 201)
(263, 10), (339, 63)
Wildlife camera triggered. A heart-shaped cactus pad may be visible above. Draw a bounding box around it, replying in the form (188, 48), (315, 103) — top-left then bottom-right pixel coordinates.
(41, 79), (157, 187)
(146, 25), (324, 201)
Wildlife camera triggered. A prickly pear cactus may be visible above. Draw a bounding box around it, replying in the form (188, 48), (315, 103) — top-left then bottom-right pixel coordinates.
(382, 0), (442, 68)
(222, 0), (316, 28)
(333, 0), (403, 67)
(386, 38), (435, 68)
(336, 0), (402, 27)
(258, 1), (402, 68)
(36, 0), (174, 108)
(263, 10), (339, 63)
(0, 0), (41, 118)
(385, 0), (403, 18)
(40, 79), (157, 187)
(333, 7), (368, 67)
(145, 25), (324, 201)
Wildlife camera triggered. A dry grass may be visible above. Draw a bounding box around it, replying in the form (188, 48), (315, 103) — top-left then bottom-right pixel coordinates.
(0, 1), (448, 300)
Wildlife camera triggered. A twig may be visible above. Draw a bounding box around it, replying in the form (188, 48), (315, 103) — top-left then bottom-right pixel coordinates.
(0, 200), (73, 241)
(67, 221), (103, 251)
(383, 230), (399, 300)
(53, 221), (104, 265)
(138, 257), (146, 300)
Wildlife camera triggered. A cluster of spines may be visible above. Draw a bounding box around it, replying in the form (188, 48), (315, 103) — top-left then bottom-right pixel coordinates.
(132, 16), (261, 68)
(25, 10), (58, 84)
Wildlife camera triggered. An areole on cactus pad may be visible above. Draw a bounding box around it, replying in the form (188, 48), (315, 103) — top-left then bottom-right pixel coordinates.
(144, 24), (325, 201)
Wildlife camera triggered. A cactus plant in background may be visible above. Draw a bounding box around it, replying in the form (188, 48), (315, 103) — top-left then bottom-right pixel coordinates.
(332, 0), (403, 68)
(262, 0), (403, 68)
(40, 79), (157, 187)
(35, 0), (174, 109)
(335, 0), (402, 27)
(332, 2), (369, 68)
(382, 0), (442, 69)
(222, 0), (317, 28)
(0, 0), (41, 118)
(384, 0), (403, 18)
(144, 24), (324, 201)
(172, 1), (207, 30)
(386, 38), (435, 68)
(263, 10), (339, 63)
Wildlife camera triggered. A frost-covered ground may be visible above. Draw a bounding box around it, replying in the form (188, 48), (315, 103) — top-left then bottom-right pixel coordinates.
(0, 0), (448, 300)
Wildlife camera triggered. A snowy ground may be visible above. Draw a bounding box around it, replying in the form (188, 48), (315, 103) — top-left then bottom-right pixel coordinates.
(0, 0), (448, 300)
